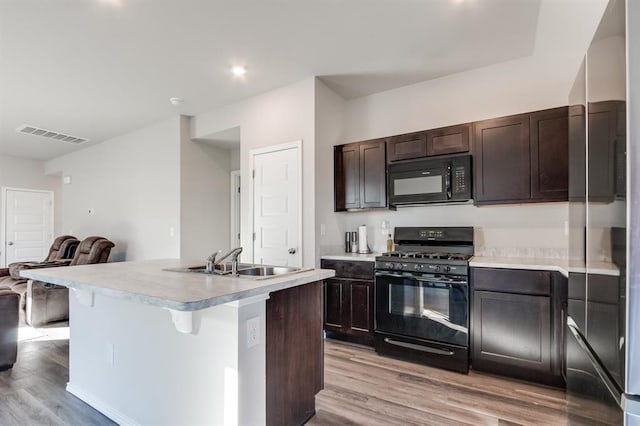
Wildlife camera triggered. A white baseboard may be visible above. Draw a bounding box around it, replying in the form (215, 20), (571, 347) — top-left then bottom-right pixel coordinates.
(66, 382), (141, 426)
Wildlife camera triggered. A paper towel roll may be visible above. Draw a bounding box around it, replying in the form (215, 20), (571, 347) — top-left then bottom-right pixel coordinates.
(358, 225), (369, 254)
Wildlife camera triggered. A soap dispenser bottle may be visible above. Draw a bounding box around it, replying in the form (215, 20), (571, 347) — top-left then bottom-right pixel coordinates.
(386, 234), (394, 253)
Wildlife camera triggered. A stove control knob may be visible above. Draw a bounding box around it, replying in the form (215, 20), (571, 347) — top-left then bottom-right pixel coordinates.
(443, 265), (451, 273)
(396, 263), (404, 270)
(434, 265), (441, 272)
(385, 262), (394, 269)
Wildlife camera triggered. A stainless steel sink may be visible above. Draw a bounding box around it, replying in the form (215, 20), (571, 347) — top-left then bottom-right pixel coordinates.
(236, 266), (301, 277)
(164, 263), (253, 274)
(164, 263), (310, 279)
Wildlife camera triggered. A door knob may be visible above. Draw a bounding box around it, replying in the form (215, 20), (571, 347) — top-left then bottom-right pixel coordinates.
(7, 241), (13, 246)
(288, 248), (296, 254)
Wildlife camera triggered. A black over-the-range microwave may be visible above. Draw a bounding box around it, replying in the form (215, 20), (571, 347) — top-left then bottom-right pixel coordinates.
(388, 154), (472, 206)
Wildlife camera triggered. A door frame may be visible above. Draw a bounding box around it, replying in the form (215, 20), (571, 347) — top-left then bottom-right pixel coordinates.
(249, 140), (303, 266)
(1, 187), (55, 267)
(230, 170), (241, 249)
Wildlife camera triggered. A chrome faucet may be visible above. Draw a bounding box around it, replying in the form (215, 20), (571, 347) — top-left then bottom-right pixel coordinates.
(205, 247), (243, 275)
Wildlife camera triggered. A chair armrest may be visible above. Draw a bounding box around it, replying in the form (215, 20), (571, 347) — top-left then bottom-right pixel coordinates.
(9, 260), (71, 279)
(0, 268), (8, 278)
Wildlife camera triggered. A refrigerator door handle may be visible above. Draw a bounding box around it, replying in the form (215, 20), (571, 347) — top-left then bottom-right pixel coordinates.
(567, 316), (623, 407)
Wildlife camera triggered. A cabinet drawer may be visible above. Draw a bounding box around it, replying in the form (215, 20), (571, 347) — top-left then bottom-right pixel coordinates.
(321, 260), (374, 280)
(472, 268), (551, 295)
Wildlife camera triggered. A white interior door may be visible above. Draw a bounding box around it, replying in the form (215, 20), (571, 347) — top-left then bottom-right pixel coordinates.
(252, 144), (301, 267)
(3, 188), (53, 266)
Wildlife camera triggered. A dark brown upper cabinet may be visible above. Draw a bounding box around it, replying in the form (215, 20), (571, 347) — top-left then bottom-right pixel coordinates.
(387, 124), (471, 162)
(386, 131), (427, 162)
(474, 113), (531, 204)
(427, 123), (471, 156)
(531, 107), (569, 200)
(587, 100), (626, 202)
(474, 107), (569, 205)
(334, 139), (387, 211)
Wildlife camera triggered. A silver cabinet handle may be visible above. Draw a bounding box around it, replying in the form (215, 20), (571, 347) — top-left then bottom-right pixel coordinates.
(7, 241), (14, 246)
(288, 248), (296, 254)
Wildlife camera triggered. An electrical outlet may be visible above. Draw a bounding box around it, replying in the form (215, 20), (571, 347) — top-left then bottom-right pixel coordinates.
(320, 223), (326, 236)
(246, 317), (260, 348)
(88, 208), (95, 215)
(169, 227), (175, 237)
(564, 221), (569, 236)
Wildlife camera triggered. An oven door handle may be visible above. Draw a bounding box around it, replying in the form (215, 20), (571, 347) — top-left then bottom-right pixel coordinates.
(375, 272), (466, 286)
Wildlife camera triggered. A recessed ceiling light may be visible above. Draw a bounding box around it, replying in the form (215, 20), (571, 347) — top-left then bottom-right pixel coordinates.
(169, 97), (184, 107)
(231, 66), (247, 77)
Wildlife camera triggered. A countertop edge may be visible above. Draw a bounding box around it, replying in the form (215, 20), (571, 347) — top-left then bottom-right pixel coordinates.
(21, 268), (336, 311)
(469, 256), (621, 278)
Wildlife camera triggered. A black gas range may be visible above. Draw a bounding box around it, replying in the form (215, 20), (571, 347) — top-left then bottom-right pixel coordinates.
(374, 226), (473, 373)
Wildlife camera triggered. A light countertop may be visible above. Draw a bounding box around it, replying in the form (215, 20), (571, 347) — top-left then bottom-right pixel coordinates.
(20, 259), (335, 312)
(469, 256), (620, 277)
(321, 252), (380, 262)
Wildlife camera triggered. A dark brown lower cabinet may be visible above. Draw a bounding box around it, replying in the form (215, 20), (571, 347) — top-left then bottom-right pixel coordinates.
(321, 260), (375, 346)
(471, 268), (567, 387)
(266, 281), (323, 426)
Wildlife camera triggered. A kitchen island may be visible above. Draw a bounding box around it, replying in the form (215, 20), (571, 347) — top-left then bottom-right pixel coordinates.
(21, 259), (334, 426)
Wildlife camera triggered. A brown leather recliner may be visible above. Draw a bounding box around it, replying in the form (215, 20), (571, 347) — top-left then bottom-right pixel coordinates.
(26, 236), (115, 326)
(0, 235), (79, 312)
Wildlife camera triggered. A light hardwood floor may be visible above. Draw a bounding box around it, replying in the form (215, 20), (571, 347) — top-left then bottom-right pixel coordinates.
(310, 340), (614, 426)
(0, 335), (613, 425)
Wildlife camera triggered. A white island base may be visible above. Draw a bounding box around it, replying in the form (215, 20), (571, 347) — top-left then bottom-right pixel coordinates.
(67, 290), (269, 426)
(21, 260), (332, 426)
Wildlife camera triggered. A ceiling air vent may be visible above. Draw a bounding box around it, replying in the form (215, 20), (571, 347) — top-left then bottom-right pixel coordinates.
(16, 124), (89, 144)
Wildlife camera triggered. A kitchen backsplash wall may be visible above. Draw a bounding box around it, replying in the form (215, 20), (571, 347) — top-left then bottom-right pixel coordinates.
(319, 203), (570, 259)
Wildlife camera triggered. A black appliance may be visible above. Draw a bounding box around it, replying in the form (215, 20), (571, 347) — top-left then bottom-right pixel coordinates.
(374, 226), (473, 373)
(388, 155), (471, 206)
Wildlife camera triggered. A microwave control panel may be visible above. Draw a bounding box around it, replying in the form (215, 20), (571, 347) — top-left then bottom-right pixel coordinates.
(451, 159), (471, 199)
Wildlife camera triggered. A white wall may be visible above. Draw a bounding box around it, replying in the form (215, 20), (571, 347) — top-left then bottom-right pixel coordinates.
(314, 79), (347, 265)
(0, 155), (62, 264)
(180, 115), (232, 261)
(230, 148), (240, 171)
(45, 117), (181, 261)
(192, 78), (316, 267)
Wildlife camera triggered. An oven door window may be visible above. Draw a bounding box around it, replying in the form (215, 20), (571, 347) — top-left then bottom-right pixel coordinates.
(389, 283), (450, 320)
(376, 273), (468, 347)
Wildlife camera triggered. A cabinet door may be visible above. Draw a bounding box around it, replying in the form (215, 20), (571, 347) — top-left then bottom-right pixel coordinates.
(387, 131), (427, 162)
(323, 279), (345, 332)
(348, 280), (373, 337)
(473, 291), (552, 373)
(426, 124), (471, 156)
(334, 144), (360, 211)
(474, 114), (531, 204)
(587, 101), (617, 202)
(359, 140), (387, 209)
(530, 107), (569, 201)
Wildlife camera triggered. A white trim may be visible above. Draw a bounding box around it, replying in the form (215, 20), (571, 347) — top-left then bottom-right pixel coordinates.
(1, 187), (55, 268)
(230, 170), (241, 250)
(66, 382), (141, 426)
(249, 140), (303, 267)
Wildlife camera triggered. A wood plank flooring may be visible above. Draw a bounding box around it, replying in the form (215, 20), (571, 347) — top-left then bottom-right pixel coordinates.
(0, 334), (614, 425)
(310, 340), (614, 426)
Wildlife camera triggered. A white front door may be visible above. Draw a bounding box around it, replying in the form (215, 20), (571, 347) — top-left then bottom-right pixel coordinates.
(3, 188), (53, 266)
(252, 144), (301, 267)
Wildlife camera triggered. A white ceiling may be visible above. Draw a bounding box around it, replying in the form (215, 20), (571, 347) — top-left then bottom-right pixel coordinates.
(1, 0), (545, 160)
